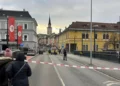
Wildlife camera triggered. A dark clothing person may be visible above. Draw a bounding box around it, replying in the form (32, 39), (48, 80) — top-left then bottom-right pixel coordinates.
(6, 52), (32, 86)
(59, 49), (61, 54)
(49, 49), (51, 54)
(0, 61), (11, 86)
(63, 49), (67, 61)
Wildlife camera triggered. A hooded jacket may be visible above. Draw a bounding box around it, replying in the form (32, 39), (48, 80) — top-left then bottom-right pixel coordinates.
(6, 52), (32, 86)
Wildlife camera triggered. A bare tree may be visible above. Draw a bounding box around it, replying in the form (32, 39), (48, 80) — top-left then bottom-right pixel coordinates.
(104, 33), (119, 50)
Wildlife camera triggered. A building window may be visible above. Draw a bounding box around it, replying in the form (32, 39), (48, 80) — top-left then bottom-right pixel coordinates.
(83, 45), (88, 51)
(24, 24), (28, 29)
(5, 22), (7, 29)
(0, 22), (1, 29)
(82, 33), (85, 39)
(95, 45), (98, 51)
(116, 44), (119, 49)
(86, 34), (89, 39)
(95, 34), (97, 39)
(5, 34), (7, 39)
(103, 33), (109, 39)
(106, 34), (109, 39)
(33, 23), (35, 29)
(82, 33), (89, 39)
(23, 34), (28, 41)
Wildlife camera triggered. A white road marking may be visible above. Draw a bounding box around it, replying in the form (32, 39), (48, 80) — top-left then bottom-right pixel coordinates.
(107, 82), (120, 86)
(103, 81), (115, 84)
(104, 81), (120, 86)
(49, 55), (65, 86)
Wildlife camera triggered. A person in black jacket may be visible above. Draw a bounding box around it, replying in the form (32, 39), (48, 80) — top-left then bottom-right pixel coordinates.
(6, 52), (32, 86)
(63, 48), (67, 61)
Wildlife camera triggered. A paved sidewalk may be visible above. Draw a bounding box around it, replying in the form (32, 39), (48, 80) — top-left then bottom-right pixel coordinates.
(67, 54), (120, 80)
(68, 54), (120, 68)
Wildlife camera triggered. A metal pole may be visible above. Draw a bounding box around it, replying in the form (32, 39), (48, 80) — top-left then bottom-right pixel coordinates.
(7, 16), (9, 48)
(17, 26), (19, 49)
(74, 31), (75, 51)
(94, 27), (95, 57)
(90, 0), (93, 65)
(82, 37), (83, 52)
(118, 16), (120, 63)
(118, 16), (120, 50)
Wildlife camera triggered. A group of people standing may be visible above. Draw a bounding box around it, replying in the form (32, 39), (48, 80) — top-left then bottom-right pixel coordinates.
(0, 52), (32, 86)
(48, 48), (67, 61)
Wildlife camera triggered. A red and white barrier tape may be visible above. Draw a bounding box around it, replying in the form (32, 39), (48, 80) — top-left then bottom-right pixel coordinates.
(25, 60), (120, 71)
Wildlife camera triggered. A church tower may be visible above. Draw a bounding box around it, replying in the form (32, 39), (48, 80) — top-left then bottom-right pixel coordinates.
(47, 15), (52, 34)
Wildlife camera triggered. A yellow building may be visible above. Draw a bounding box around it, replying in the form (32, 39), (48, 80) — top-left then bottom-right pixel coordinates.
(56, 21), (120, 52)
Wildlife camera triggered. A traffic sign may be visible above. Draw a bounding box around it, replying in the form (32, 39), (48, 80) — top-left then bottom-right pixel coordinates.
(20, 43), (24, 47)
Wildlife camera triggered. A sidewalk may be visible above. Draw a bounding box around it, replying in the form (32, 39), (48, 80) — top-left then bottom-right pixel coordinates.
(68, 54), (120, 68)
(67, 54), (120, 80)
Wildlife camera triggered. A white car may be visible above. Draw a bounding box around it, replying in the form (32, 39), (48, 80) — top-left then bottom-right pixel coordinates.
(27, 50), (36, 56)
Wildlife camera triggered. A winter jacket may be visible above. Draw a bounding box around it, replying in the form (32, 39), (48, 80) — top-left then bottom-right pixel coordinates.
(6, 52), (32, 86)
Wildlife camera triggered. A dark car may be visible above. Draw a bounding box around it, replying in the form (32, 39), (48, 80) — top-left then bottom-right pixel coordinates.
(39, 49), (43, 54)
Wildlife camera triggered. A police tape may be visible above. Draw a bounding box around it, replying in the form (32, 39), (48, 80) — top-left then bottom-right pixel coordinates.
(25, 60), (120, 71)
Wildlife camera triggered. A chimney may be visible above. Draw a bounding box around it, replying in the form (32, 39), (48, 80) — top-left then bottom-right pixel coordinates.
(59, 29), (61, 33)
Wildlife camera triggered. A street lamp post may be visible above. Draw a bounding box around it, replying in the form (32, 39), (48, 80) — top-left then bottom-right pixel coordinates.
(7, 16), (9, 48)
(90, 0), (93, 65)
(94, 27), (95, 58)
(82, 37), (83, 51)
(118, 17), (120, 62)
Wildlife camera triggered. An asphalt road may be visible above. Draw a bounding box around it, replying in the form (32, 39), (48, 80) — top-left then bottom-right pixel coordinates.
(28, 54), (120, 86)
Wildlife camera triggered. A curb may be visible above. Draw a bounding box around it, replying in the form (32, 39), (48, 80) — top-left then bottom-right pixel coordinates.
(27, 54), (39, 60)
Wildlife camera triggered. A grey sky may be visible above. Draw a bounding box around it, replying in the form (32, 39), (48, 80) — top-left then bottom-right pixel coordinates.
(0, 0), (120, 34)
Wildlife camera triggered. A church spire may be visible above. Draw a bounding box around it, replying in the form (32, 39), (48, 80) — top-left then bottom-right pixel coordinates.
(47, 14), (52, 34)
(48, 15), (51, 26)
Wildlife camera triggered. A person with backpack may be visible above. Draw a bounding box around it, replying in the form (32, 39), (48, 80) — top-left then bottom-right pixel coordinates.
(6, 52), (32, 86)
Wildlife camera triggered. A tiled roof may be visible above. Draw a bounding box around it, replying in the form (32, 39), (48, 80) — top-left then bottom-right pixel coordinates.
(68, 21), (120, 30)
(0, 9), (32, 18)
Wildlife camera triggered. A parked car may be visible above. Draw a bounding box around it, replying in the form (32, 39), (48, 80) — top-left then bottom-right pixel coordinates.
(27, 49), (36, 56)
(39, 49), (43, 54)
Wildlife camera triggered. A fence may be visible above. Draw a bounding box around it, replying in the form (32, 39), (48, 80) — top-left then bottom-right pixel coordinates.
(73, 51), (119, 63)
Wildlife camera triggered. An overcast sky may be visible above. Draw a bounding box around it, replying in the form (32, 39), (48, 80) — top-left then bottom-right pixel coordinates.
(0, 0), (120, 34)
